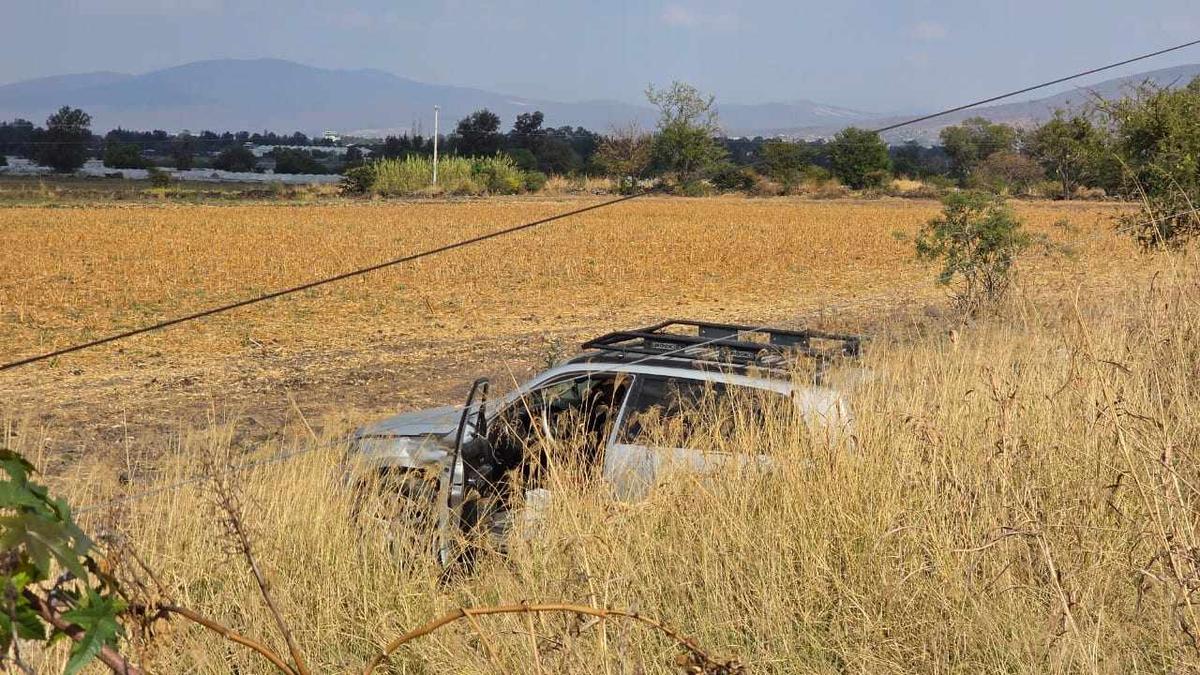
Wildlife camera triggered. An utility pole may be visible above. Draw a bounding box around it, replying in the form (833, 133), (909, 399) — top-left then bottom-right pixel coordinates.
(432, 105), (440, 185)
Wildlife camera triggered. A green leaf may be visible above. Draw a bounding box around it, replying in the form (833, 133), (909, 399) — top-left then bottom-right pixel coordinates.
(0, 569), (47, 649)
(0, 600), (47, 641)
(0, 480), (50, 512)
(0, 514), (89, 580)
(61, 591), (126, 675)
(0, 449), (35, 483)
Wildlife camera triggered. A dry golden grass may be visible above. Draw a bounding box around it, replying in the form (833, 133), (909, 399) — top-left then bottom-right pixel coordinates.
(18, 244), (1198, 673)
(0, 197), (1132, 368)
(6, 194), (1196, 672)
(541, 175), (615, 195)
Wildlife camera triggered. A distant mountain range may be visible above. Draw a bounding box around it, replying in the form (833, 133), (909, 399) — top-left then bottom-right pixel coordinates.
(837, 63), (1200, 144)
(1, 58), (1197, 141)
(0, 58), (874, 137)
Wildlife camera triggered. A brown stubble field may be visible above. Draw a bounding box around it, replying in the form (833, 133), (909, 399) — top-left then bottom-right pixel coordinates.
(0, 196), (1134, 473)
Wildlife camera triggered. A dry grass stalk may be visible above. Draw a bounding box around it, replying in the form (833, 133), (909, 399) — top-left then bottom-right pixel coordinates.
(7, 198), (1198, 672)
(209, 473), (311, 675)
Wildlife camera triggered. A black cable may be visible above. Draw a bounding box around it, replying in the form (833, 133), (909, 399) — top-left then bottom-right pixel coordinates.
(0, 190), (651, 372)
(869, 38), (1200, 134)
(5, 38), (1199, 372)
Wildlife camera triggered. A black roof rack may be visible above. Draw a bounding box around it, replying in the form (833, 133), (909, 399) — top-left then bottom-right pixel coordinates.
(581, 320), (862, 370)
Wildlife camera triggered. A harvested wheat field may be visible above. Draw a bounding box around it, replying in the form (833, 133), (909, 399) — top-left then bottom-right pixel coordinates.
(10, 195), (1200, 673)
(2, 197), (1132, 462)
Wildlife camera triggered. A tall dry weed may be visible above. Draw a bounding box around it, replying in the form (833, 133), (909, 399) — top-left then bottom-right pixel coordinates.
(16, 249), (1195, 672)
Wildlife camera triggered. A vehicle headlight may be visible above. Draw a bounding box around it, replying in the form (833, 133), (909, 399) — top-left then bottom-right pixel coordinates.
(350, 434), (449, 467)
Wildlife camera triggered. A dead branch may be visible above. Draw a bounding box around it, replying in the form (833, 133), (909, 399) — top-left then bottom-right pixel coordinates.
(22, 589), (143, 675)
(157, 604), (297, 675)
(361, 602), (742, 675)
(211, 478), (312, 675)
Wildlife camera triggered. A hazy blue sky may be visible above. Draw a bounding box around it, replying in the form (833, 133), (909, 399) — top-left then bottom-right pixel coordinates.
(4, 1), (1198, 112)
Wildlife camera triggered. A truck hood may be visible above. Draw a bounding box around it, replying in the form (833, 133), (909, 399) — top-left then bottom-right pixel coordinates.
(354, 404), (464, 439)
(348, 405), (469, 472)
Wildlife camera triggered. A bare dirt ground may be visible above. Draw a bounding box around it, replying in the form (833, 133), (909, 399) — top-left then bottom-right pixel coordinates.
(0, 195), (1135, 478)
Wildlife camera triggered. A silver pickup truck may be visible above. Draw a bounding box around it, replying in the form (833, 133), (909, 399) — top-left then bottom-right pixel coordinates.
(346, 320), (861, 564)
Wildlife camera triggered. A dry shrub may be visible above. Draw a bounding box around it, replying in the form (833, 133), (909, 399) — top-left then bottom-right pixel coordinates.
(891, 178), (924, 192)
(804, 179), (850, 200)
(27, 249), (1200, 672)
(1073, 185), (1107, 200)
(748, 175), (783, 197)
(541, 175), (615, 195)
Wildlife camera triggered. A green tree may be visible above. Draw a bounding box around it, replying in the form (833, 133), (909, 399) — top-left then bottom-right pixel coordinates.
(1103, 78), (1200, 247)
(37, 106), (92, 173)
(0, 119), (37, 158)
(760, 140), (812, 188)
(535, 136), (581, 174)
(511, 111), (545, 150)
(271, 148), (326, 174)
(340, 145), (365, 171)
(505, 147), (538, 171)
(102, 140), (146, 169)
(827, 127), (890, 189)
(915, 190), (1031, 315)
(890, 140), (951, 178)
(455, 109), (502, 157)
(646, 81), (727, 188)
(939, 117), (1017, 179)
(1024, 112), (1115, 198)
(212, 146), (257, 172)
(172, 133), (196, 170)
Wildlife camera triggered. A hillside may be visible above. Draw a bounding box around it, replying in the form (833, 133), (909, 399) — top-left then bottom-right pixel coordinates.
(0, 58), (875, 136)
(2, 59), (1198, 140)
(788, 63), (1200, 143)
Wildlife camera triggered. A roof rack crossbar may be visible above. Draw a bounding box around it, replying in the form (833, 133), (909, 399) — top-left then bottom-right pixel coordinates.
(581, 320), (862, 369)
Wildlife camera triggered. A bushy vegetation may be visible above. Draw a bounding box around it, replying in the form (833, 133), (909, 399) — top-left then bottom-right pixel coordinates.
(11, 75), (1200, 212)
(270, 148), (330, 175)
(346, 155), (537, 196)
(828, 127), (891, 189)
(212, 146), (256, 173)
(1102, 80), (1200, 247)
(915, 190), (1032, 315)
(102, 140), (146, 170)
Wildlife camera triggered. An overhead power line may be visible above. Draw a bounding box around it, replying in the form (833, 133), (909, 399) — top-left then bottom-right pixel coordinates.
(0, 191), (649, 372)
(70, 203), (1180, 516)
(869, 37), (1200, 133)
(4, 38), (1199, 373)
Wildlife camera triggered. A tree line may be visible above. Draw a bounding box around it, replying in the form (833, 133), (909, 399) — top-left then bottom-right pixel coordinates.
(4, 77), (1200, 234)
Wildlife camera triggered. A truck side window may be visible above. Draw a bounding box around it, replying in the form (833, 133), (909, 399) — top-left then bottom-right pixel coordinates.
(618, 377), (785, 447)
